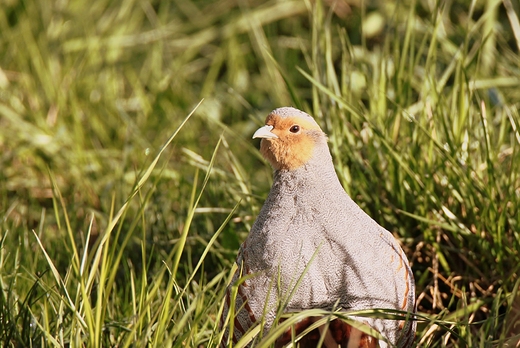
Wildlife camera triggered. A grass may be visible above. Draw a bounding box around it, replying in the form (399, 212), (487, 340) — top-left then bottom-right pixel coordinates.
(1, 0), (520, 346)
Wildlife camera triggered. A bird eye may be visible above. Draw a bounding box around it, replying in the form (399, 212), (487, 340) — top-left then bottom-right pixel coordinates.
(289, 125), (300, 133)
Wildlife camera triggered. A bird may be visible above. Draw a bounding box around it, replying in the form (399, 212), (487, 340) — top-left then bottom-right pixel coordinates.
(220, 107), (416, 348)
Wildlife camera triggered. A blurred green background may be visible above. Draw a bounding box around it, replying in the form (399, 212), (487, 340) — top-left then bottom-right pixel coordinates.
(1, 0), (520, 346)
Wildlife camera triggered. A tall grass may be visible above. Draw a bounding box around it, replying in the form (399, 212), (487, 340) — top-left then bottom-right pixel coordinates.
(1, 0), (519, 346)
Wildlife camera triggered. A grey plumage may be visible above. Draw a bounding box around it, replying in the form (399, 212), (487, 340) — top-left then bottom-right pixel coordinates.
(221, 107), (416, 347)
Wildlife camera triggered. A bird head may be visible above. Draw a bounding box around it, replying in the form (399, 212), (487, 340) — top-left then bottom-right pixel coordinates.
(253, 107), (327, 171)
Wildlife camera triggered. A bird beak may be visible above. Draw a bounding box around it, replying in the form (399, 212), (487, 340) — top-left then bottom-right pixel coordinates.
(252, 125), (278, 139)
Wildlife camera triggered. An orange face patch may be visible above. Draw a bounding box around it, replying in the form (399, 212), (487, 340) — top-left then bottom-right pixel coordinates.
(259, 114), (325, 171)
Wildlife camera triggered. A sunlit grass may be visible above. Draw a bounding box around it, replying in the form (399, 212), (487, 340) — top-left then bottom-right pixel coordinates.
(1, 0), (519, 346)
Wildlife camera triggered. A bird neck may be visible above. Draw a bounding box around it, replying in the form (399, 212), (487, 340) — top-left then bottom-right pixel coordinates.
(272, 144), (343, 194)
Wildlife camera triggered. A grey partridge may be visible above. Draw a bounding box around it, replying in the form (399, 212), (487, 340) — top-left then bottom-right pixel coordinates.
(220, 107), (416, 347)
